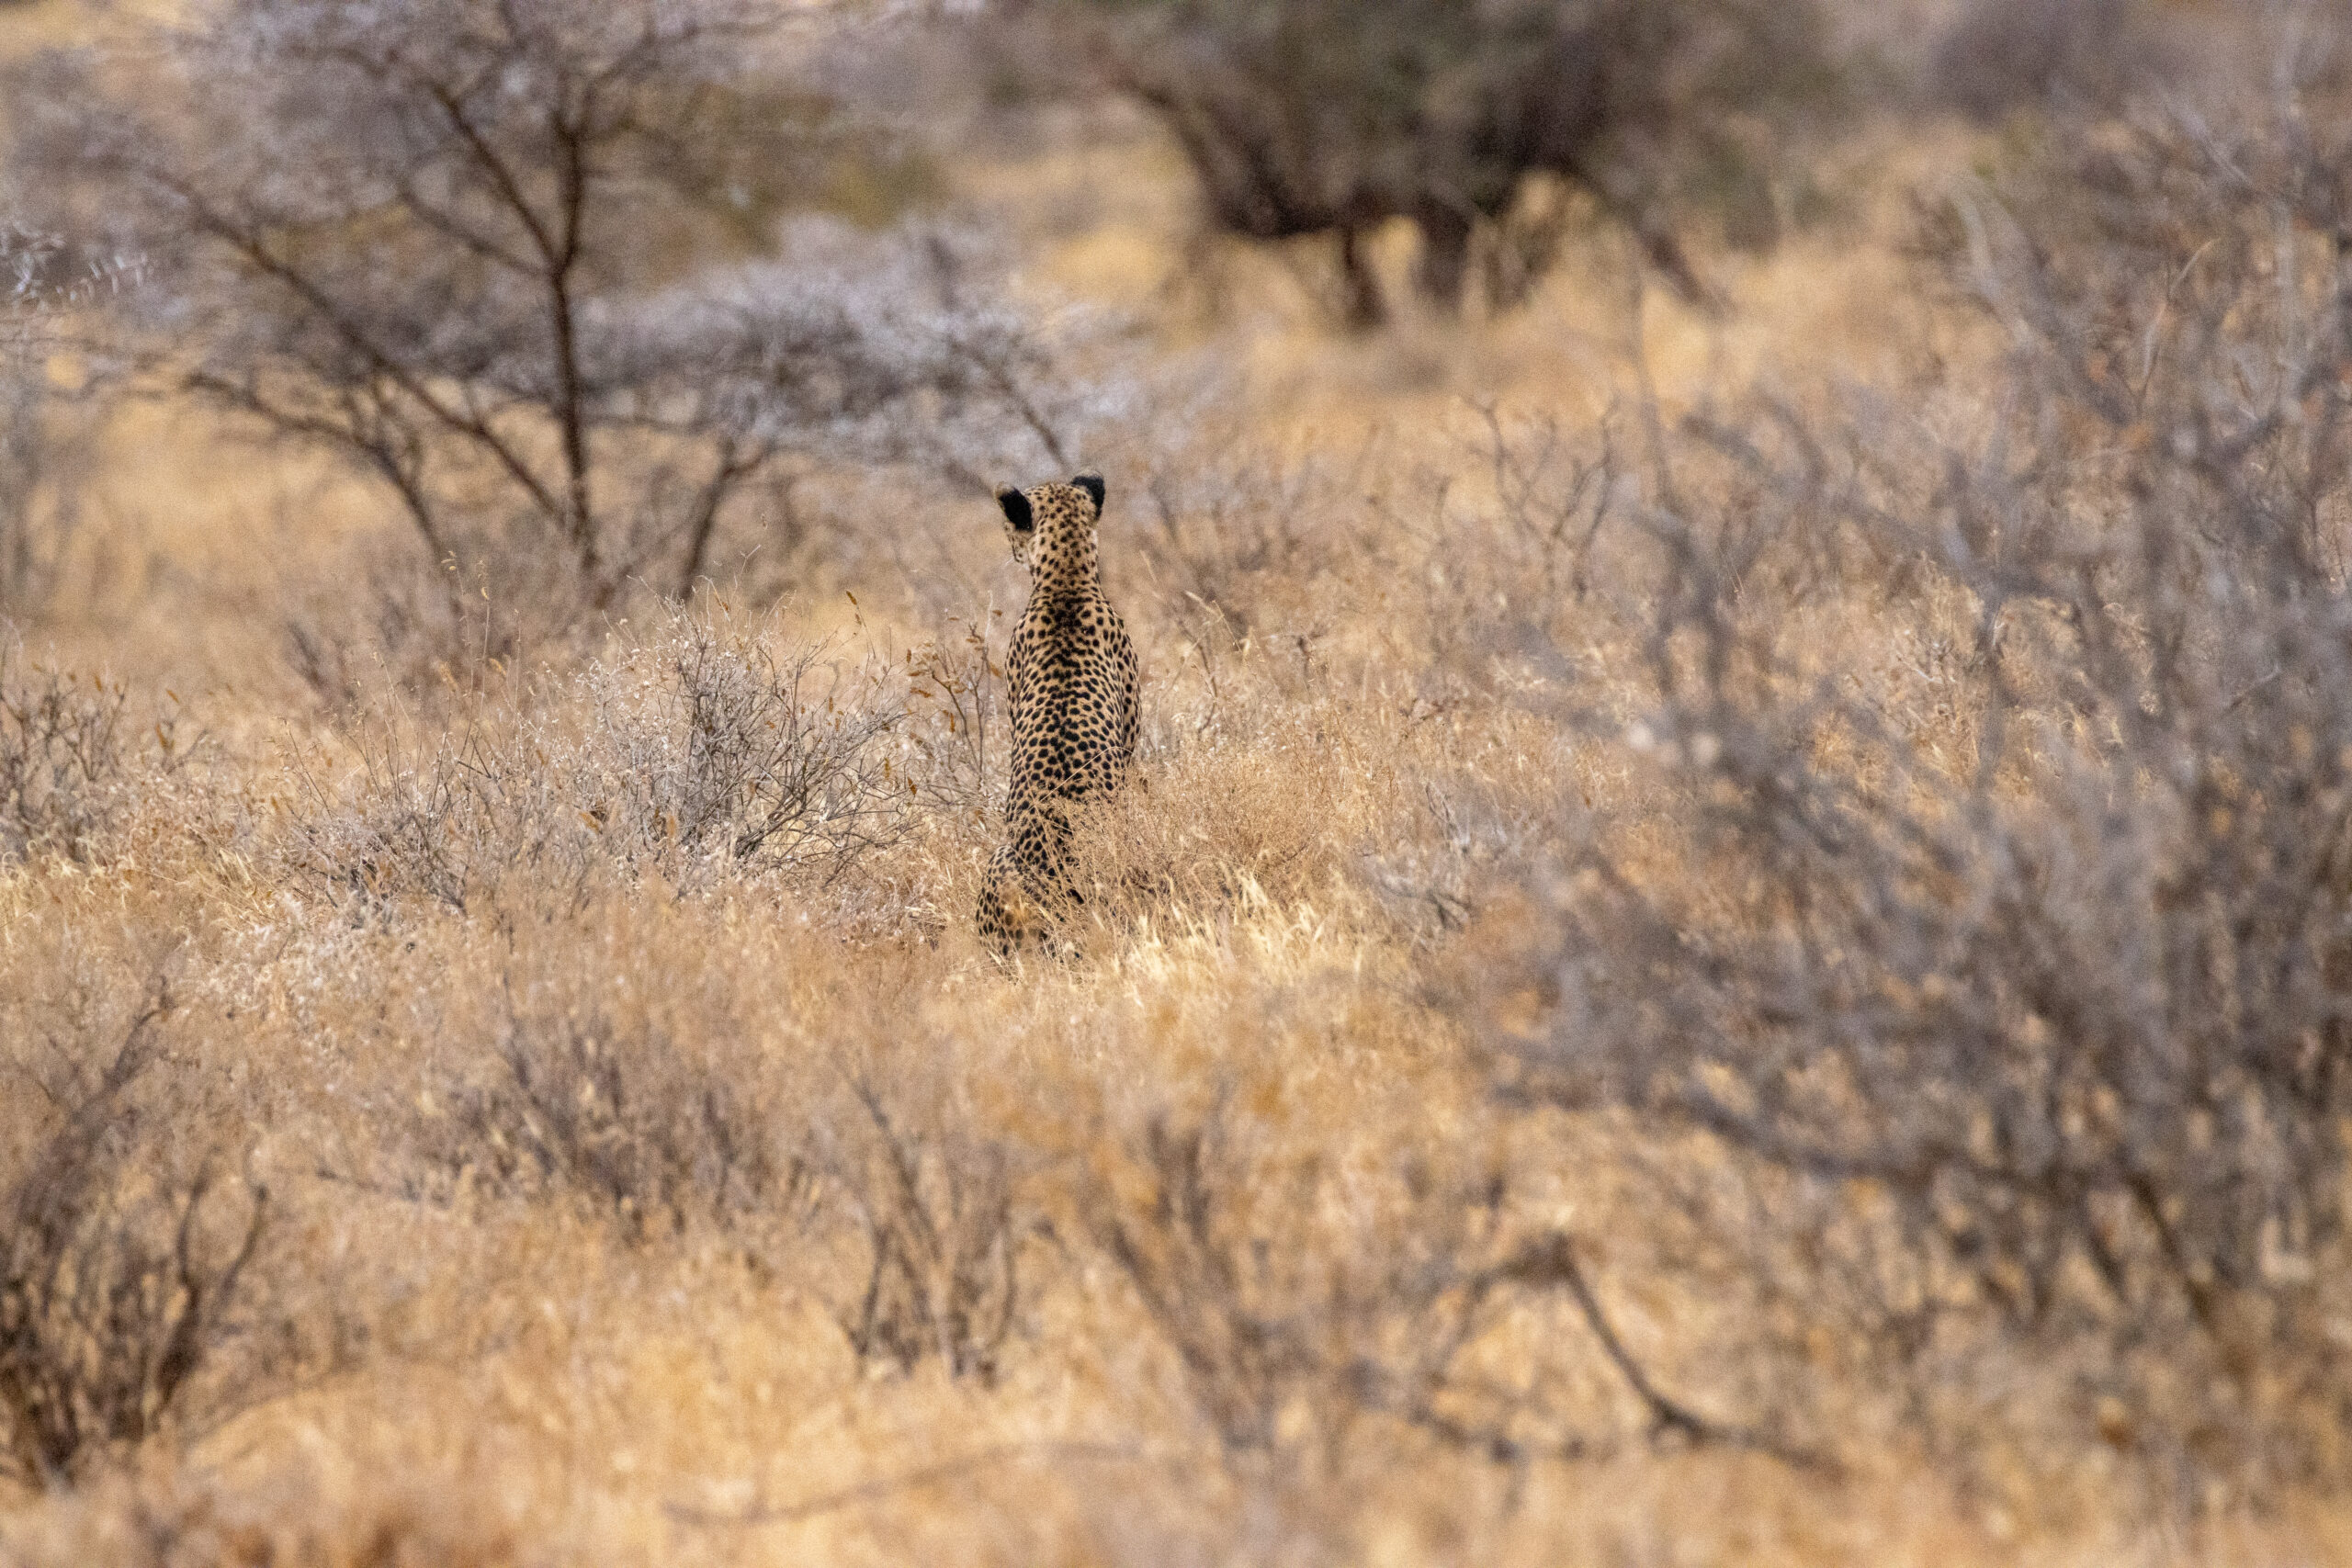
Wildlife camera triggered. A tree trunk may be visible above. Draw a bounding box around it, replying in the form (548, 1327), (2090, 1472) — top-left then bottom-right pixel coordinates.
(1335, 227), (1385, 331)
(1412, 199), (1476, 316)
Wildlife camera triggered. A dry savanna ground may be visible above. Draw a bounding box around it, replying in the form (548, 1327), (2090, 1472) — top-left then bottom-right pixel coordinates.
(5, 0), (2352, 1563)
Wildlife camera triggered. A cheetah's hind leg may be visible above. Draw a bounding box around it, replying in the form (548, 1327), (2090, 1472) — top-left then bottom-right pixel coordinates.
(978, 844), (1046, 961)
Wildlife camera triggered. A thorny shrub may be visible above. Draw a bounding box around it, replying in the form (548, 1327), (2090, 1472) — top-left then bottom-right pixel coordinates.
(1125, 446), (1363, 637)
(0, 638), (193, 865)
(1118, 408), (1629, 692)
(899, 614), (1007, 818)
(1081, 1081), (1774, 1472)
(0, 986), (266, 1484)
(277, 610), (911, 913)
(1481, 69), (2352, 1496)
(409, 999), (812, 1242)
(820, 1074), (1026, 1381)
(276, 875), (836, 1266)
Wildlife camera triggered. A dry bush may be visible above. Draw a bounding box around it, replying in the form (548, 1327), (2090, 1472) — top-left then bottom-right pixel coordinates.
(278, 542), (556, 710)
(417, 1001), (810, 1242)
(0, 638), (194, 866)
(1115, 409), (1632, 694)
(0, 985), (265, 1485)
(1456, 406), (1625, 611)
(820, 1074), (1026, 1381)
(276, 610), (910, 913)
(1477, 67), (2352, 1497)
(1082, 1091), (1520, 1462)
(1929, 0), (2177, 122)
(340, 884), (1029, 1375)
(1392, 405), (1639, 690)
(1125, 445), (1370, 637)
(1073, 1032), (1782, 1479)
(270, 871), (830, 1266)
(899, 615), (1008, 818)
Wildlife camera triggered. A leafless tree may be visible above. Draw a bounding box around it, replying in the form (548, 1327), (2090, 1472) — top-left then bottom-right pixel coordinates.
(13, 0), (1097, 623)
(1930, 0), (2179, 121)
(1022, 0), (1830, 325)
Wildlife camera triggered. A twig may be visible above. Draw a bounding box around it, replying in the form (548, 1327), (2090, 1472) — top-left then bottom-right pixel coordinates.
(1498, 1232), (1837, 1472)
(663, 1439), (1148, 1529)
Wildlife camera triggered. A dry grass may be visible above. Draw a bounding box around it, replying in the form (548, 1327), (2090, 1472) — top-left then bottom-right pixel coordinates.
(4, 2), (2350, 1562)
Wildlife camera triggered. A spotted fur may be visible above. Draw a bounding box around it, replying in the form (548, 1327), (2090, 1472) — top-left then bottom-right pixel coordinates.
(977, 473), (1139, 957)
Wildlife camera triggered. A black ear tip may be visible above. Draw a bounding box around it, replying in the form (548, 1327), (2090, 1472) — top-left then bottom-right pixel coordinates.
(996, 485), (1035, 531)
(1072, 473), (1106, 510)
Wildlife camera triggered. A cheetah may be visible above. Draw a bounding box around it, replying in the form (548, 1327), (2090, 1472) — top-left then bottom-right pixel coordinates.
(977, 473), (1139, 957)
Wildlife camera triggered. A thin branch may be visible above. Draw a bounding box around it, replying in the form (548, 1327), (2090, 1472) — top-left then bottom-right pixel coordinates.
(663, 1441), (1148, 1529)
(1497, 1232), (1834, 1471)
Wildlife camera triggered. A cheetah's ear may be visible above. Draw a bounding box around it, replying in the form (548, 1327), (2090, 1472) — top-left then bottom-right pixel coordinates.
(996, 485), (1035, 533)
(1071, 473), (1105, 513)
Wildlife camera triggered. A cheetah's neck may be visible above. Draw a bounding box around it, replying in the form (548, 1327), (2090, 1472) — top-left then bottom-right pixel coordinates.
(1027, 525), (1101, 598)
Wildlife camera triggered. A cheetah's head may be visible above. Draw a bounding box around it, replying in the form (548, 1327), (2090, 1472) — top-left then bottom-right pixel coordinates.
(995, 473), (1105, 576)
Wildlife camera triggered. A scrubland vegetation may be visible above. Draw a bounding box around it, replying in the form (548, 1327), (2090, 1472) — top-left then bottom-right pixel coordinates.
(6, 0), (2352, 1562)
